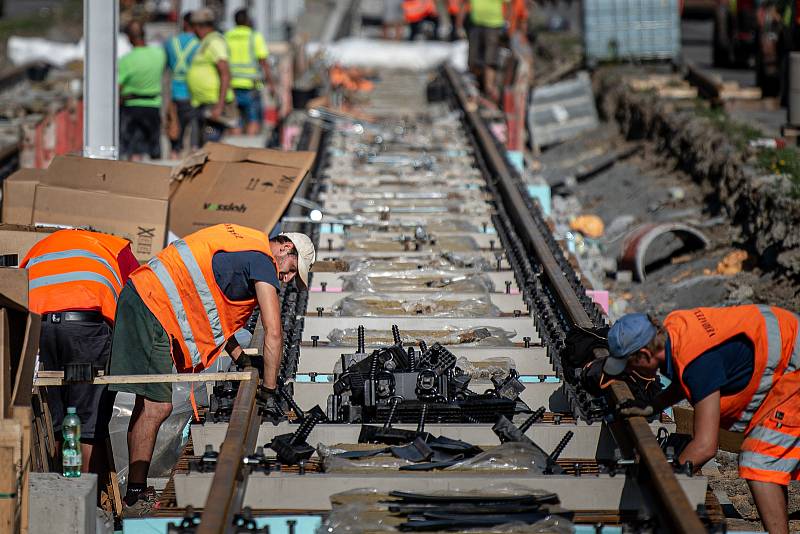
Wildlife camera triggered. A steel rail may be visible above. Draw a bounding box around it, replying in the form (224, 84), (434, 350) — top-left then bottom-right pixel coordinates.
(197, 368), (260, 534)
(443, 64), (706, 534)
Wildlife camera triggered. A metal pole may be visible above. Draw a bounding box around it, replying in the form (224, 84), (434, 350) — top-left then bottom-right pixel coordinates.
(789, 52), (800, 126)
(253, 0), (269, 37)
(83, 0), (119, 159)
(225, 0), (246, 31)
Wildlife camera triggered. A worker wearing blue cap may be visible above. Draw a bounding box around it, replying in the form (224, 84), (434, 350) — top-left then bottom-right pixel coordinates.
(606, 306), (800, 534)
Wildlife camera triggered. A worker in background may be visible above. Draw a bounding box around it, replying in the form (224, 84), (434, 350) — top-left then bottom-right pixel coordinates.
(383, 0), (406, 40)
(21, 230), (139, 479)
(118, 21), (166, 160)
(164, 12), (200, 159)
(224, 9), (275, 136)
(107, 224), (315, 515)
(507, 0), (529, 40)
(403, 0), (440, 40)
(187, 8), (234, 144)
(464, 0), (510, 103)
(605, 307), (800, 534)
(447, 0), (470, 41)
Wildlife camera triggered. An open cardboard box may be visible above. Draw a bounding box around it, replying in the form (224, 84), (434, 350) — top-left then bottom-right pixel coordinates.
(168, 142), (316, 237)
(2, 155), (171, 262)
(0, 224), (59, 267)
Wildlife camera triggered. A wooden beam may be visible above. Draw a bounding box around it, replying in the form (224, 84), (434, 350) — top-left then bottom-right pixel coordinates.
(0, 310), (11, 419)
(34, 371), (254, 387)
(12, 313), (40, 408)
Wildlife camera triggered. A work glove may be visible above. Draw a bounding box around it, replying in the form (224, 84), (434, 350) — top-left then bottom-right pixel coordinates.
(258, 386), (285, 425)
(236, 353), (265, 379)
(616, 398), (655, 418)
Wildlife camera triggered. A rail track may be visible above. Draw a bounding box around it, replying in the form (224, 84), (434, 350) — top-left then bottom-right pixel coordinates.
(160, 65), (719, 533)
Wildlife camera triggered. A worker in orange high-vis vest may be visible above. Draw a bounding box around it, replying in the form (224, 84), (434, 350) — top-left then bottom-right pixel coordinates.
(21, 229), (139, 476)
(403, 0), (440, 40)
(447, 0), (470, 41)
(106, 224), (315, 516)
(604, 307), (800, 534)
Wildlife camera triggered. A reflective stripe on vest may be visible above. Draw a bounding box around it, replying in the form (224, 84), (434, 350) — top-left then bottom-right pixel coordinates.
(747, 425), (799, 449)
(145, 238), (228, 368)
(729, 305), (784, 432)
(739, 450), (799, 472)
(29, 271), (119, 300)
(787, 313), (800, 374)
(171, 36), (199, 83)
(229, 31), (261, 81)
(27, 248), (122, 300)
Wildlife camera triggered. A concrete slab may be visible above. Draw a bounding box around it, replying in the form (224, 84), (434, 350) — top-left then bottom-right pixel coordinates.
(309, 271), (519, 292)
(300, 316), (539, 344)
(174, 471), (708, 512)
(306, 292), (527, 314)
(191, 419), (675, 459)
(291, 380), (567, 412)
(295, 345), (554, 375)
(30, 473), (97, 534)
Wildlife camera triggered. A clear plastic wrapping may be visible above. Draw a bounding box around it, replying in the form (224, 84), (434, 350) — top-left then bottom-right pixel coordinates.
(346, 253), (490, 272)
(343, 235), (480, 253)
(316, 502), (396, 533)
(333, 293), (501, 317)
(327, 325), (517, 347)
(444, 443), (552, 473)
(455, 356), (515, 380)
(318, 444), (414, 472)
(340, 269), (495, 293)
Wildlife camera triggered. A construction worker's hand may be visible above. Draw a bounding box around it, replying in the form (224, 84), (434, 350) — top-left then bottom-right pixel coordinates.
(211, 102), (224, 120)
(616, 398), (655, 418)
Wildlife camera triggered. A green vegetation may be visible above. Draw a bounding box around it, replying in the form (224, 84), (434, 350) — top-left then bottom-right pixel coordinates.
(694, 102), (800, 195)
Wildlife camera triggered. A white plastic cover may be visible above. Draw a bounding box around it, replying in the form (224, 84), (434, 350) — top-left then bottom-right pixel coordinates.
(307, 37), (468, 72)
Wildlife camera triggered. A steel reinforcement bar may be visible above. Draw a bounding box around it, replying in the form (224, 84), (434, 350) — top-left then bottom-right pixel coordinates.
(442, 64), (706, 533)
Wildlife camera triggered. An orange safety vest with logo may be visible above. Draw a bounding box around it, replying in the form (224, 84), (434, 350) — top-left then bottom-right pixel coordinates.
(130, 223), (276, 373)
(403, 0), (438, 23)
(667, 305), (800, 434)
(21, 229), (130, 323)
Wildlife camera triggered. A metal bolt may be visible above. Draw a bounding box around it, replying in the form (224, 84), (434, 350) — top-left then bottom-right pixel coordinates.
(554, 414), (562, 425)
(513, 309), (521, 317)
(287, 519), (297, 534)
(495, 254), (502, 271)
(523, 336), (531, 348)
(321, 281), (327, 292)
(316, 306), (324, 317)
(505, 280), (512, 294)
(489, 239), (495, 250)
(298, 460), (306, 476)
(482, 222), (488, 233)
(311, 335), (319, 347)
(309, 372), (318, 382)
(327, 238), (333, 251)
(573, 462), (581, 477)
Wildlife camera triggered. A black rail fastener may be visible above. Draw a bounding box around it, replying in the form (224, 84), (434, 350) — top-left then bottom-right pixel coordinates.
(327, 238), (333, 251)
(518, 406), (546, 434)
(505, 280), (512, 294)
(383, 396), (402, 432)
(320, 281), (327, 292)
(417, 403), (428, 433)
(391, 324), (402, 346)
(316, 307), (324, 317)
(523, 336), (531, 348)
(357, 325), (366, 354)
(311, 335), (319, 348)
(269, 405), (327, 465)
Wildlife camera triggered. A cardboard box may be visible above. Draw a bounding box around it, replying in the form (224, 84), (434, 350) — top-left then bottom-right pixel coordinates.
(169, 143), (316, 237)
(0, 224), (58, 267)
(1, 155), (171, 262)
(2, 169), (45, 225)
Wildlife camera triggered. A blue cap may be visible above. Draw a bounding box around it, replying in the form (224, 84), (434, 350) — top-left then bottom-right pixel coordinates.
(603, 313), (657, 376)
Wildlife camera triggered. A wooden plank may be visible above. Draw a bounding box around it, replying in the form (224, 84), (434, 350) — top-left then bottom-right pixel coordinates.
(105, 438), (123, 517)
(12, 313), (40, 408)
(672, 405), (744, 453)
(34, 371), (253, 387)
(13, 407), (31, 534)
(0, 445), (16, 534)
(0, 310), (11, 419)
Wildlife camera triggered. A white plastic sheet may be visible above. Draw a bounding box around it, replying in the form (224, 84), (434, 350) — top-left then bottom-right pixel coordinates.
(8, 35), (133, 67)
(307, 37), (468, 72)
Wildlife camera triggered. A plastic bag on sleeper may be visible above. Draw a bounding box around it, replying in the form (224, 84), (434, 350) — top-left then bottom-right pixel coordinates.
(317, 443), (413, 472)
(340, 269), (495, 293)
(332, 292), (501, 317)
(456, 356), (515, 380)
(444, 442), (551, 473)
(327, 325), (516, 347)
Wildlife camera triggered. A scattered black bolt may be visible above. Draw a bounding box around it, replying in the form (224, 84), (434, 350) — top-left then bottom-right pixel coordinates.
(327, 238), (333, 251)
(573, 462), (581, 477)
(309, 372), (318, 382)
(316, 306), (324, 317)
(287, 519), (297, 534)
(311, 335), (319, 347)
(489, 239), (495, 250)
(505, 280), (512, 294)
(523, 336), (531, 348)
(513, 309), (521, 317)
(298, 460), (306, 475)
(320, 281), (327, 292)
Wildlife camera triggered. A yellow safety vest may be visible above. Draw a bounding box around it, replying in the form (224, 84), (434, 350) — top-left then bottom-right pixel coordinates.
(225, 26), (263, 89)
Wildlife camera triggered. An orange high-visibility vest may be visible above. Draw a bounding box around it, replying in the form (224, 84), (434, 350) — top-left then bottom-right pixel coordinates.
(130, 224), (276, 372)
(403, 0), (438, 23)
(447, 0), (469, 15)
(508, 0), (528, 34)
(667, 305), (800, 433)
(21, 229), (130, 322)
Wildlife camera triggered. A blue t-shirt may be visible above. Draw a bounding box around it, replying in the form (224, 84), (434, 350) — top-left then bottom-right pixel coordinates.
(212, 251), (279, 302)
(165, 32), (200, 101)
(666, 334), (755, 404)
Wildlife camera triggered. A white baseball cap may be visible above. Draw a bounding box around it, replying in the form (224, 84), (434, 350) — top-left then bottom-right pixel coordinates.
(279, 232), (315, 289)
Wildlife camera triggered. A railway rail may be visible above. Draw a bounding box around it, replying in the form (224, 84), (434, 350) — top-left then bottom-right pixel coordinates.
(161, 65), (716, 533)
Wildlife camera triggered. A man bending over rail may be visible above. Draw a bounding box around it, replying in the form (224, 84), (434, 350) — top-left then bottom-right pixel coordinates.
(106, 224), (315, 516)
(605, 307), (800, 534)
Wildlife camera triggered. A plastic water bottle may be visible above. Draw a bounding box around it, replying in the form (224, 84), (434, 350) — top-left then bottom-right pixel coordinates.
(62, 407), (82, 477)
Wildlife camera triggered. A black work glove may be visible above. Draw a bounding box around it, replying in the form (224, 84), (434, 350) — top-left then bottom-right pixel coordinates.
(616, 398), (655, 418)
(258, 386), (285, 425)
(236, 354), (264, 379)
